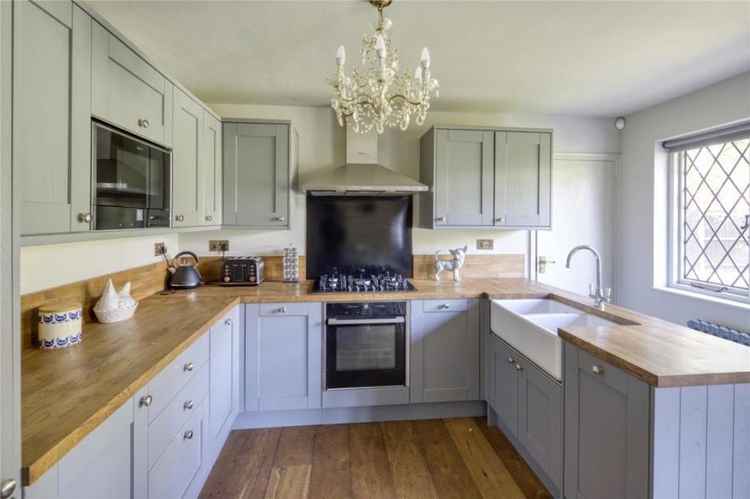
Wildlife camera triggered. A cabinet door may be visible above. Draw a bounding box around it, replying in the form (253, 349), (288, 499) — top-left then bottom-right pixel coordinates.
(202, 113), (222, 226)
(517, 356), (563, 495)
(172, 88), (204, 227)
(410, 300), (479, 403)
(14, 1), (91, 235)
(564, 343), (650, 499)
(208, 313), (233, 446)
(491, 334), (519, 438)
(24, 398), (134, 499)
(92, 22), (172, 146)
(223, 123), (290, 228)
(245, 303), (322, 411)
(494, 131), (551, 228)
(433, 129), (494, 227)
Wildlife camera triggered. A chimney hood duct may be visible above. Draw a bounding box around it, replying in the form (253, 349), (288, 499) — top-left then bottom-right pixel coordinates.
(301, 128), (428, 194)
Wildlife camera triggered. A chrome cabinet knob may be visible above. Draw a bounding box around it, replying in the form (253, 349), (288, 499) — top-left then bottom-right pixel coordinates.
(506, 356), (515, 364)
(77, 212), (92, 223)
(183, 362), (194, 372)
(275, 306), (287, 313)
(514, 363), (523, 372)
(495, 216), (505, 223)
(0, 479), (16, 499)
(183, 430), (194, 440)
(592, 365), (604, 375)
(138, 118), (150, 128)
(271, 216), (285, 222)
(437, 304), (450, 310)
(175, 214), (185, 222)
(435, 216), (446, 223)
(225, 319), (232, 327)
(139, 395), (153, 408)
(205, 215), (213, 222)
(183, 400), (194, 411)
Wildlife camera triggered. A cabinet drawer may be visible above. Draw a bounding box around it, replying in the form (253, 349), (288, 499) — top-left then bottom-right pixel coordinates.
(148, 404), (205, 499)
(147, 333), (209, 423)
(259, 302), (310, 316)
(92, 22), (171, 146)
(577, 349), (631, 394)
(148, 363), (208, 469)
(422, 299), (469, 313)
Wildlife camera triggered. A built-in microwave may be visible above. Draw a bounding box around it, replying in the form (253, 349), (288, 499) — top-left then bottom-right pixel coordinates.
(92, 121), (171, 230)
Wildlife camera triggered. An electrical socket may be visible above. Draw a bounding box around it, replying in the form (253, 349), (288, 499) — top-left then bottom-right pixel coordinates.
(209, 240), (229, 252)
(476, 239), (494, 250)
(154, 242), (166, 256)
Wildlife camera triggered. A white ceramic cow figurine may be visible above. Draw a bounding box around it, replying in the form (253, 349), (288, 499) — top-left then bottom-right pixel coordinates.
(434, 245), (468, 282)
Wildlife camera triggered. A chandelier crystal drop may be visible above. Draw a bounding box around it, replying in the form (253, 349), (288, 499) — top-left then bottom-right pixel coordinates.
(330, 0), (439, 134)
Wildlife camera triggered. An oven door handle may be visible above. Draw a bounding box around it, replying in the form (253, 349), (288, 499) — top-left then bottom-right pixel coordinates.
(327, 317), (405, 325)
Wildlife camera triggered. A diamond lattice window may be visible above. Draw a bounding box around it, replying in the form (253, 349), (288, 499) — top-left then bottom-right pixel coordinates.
(676, 138), (750, 295)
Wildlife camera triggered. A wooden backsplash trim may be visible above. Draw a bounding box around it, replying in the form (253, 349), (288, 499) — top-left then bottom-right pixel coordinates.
(412, 254), (525, 280)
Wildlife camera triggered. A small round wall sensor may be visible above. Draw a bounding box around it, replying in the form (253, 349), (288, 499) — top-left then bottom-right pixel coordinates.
(615, 116), (626, 131)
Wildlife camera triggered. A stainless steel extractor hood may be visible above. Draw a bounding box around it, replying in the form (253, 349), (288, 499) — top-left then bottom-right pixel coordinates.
(301, 128), (428, 194)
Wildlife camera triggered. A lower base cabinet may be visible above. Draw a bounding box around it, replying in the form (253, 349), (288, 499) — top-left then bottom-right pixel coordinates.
(488, 332), (563, 497)
(25, 306), (241, 499)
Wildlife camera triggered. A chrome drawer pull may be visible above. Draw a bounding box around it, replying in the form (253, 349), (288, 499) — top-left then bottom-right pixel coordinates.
(184, 400), (194, 411)
(435, 216), (446, 223)
(138, 118), (150, 128)
(592, 365), (604, 375)
(184, 362), (194, 372)
(183, 430), (194, 440)
(274, 306), (287, 314)
(205, 215), (213, 222)
(271, 216), (286, 222)
(437, 304), (450, 310)
(139, 395), (153, 408)
(514, 363), (523, 372)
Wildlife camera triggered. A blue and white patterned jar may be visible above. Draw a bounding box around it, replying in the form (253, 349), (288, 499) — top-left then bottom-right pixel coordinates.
(38, 302), (83, 350)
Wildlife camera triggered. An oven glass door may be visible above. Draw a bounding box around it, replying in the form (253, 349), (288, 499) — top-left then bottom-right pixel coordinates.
(326, 318), (406, 389)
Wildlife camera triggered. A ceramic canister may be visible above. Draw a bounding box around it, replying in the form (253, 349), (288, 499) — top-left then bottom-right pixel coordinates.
(38, 302), (83, 350)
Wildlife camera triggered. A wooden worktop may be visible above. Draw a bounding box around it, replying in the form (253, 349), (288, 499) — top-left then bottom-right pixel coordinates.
(22, 277), (750, 485)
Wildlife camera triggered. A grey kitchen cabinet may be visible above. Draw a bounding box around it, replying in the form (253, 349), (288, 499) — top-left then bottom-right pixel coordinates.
(494, 131), (552, 228)
(223, 122), (290, 229)
(488, 332), (563, 497)
(207, 306), (240, 461)
(172, 87), (204, 227)
(410, 299), (479, 403)
(564, 342), (650, 499)
(13, 0), (92, 235)
(245, 303), (322, 411)
(92, 21), (173, 147)
(24, 397), (135, 499)
(203, 113), (223, 226)
(419, 126), (553, 229)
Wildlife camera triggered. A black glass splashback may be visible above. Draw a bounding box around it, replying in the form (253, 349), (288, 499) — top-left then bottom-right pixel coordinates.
(306, 195), (413, 278)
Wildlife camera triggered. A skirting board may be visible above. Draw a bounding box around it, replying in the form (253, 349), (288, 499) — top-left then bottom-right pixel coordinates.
(233, 401), (485, 429)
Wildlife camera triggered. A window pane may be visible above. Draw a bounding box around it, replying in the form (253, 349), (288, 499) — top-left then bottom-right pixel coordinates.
(679, 137), (750, 293)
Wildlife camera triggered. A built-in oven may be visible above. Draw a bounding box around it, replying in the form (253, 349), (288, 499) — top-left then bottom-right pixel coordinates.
(325, 302), (407, 389)
(92, 121), (171, 230)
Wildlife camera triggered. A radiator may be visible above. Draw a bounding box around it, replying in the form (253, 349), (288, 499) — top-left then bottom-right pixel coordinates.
(687, 319), (750, 346)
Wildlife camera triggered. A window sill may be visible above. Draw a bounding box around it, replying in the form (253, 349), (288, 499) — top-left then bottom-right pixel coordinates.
(653, 285), (750, 312)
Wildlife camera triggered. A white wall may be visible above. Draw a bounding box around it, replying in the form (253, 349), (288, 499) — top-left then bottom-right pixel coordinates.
(179, 104), (619, 263)
(617, 71), (750, 331)
(19, 234), (178, 294)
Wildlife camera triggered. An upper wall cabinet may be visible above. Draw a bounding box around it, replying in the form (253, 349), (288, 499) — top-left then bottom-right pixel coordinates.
(14, 0), (92, 236)
(92, 21), (173, 147)
(223, 122), (290, 229)
(419, 127), (553, 230)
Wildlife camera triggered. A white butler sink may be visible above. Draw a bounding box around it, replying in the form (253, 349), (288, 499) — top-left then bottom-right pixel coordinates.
(490, 299), (623, 380)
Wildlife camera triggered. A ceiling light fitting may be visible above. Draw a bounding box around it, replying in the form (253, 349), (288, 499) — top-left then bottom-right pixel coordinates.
(330, 0), (439, 134)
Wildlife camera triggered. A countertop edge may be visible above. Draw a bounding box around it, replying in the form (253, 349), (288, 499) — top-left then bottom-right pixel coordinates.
(22, 296), (241, 485)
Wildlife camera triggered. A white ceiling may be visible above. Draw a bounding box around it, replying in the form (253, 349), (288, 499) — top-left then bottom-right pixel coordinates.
(87, 0), (750, 117)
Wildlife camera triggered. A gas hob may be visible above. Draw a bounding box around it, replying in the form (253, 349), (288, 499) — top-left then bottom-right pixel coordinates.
(312, 267), (416, 293)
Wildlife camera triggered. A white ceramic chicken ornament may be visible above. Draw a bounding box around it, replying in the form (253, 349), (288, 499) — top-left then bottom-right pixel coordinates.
(93, 279), (138, 323)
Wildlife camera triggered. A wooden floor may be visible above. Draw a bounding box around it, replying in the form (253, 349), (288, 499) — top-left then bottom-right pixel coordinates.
(200, 417), (552, 499)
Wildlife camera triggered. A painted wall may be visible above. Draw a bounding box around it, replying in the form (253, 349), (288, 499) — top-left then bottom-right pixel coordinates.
(179, 104), (619, 266)
(616, 71), (750, 330)
(19, 234), (179, 294)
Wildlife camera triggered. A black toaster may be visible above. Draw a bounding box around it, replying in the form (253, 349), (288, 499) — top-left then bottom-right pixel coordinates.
(221, 257), (264, 286)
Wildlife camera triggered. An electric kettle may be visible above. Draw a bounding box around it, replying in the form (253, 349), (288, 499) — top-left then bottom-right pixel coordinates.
(167, 251), (203, 289)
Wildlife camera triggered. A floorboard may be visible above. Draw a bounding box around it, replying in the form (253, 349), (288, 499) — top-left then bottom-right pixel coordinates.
(200, 418), (554, 499)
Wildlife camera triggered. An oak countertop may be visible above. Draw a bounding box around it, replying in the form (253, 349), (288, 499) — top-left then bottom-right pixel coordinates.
(22, 278), (750, 485)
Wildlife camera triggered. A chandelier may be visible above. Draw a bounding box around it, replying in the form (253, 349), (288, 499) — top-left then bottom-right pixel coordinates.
(330, 0), (439, 134)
